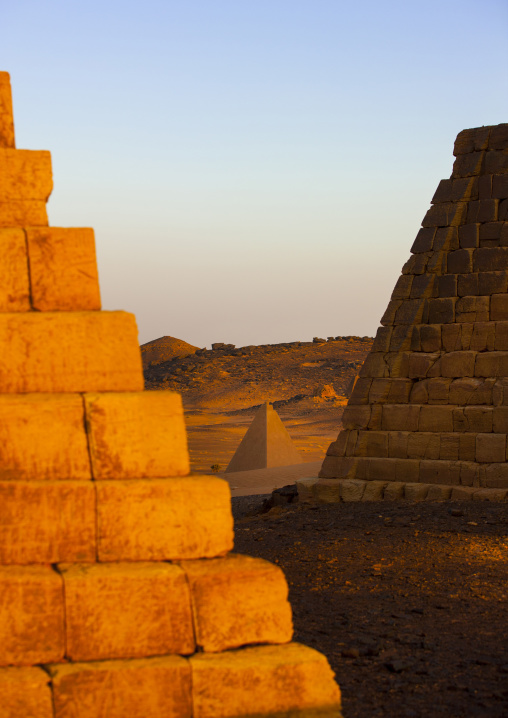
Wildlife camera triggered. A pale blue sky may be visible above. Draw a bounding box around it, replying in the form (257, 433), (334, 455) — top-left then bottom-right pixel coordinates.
(3, 1), (508, 347)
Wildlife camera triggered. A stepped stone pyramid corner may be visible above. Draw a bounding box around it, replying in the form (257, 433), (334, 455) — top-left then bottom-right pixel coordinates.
(0, 72), (342, 717)
(320, 122), (508, 503)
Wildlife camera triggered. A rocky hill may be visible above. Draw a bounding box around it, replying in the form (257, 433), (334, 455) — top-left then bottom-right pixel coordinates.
(140, 335), (199, 368)
(143, 335), (373, 414)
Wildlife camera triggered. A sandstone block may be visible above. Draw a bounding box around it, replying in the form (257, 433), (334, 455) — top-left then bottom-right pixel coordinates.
(0, 566), (64, 666)
(485, 149), (508, 175)
(458, 272), (480, 295)
(395, 458), (420, 483)
(476, 433), (506, 463)
(447, 248), (474, 274)
(419, 405), (454, 432)
(339, 479), (366, 501)
(426, 484), (453, 500)
(391, 274), (413, 299)
(383, 482), (405, 500)
(0, 394), (90, 481)
(440, 351), (476, 377)
(481, 463), (508, 489)
(437, 274), (457, 298)
(295, 477), (319, 501)
(427, 377), (451, 404)
(385, 351), (410, 378)
(490, 293), (508, 320)
(362, 480), (387, 500)
(419, 460), (460, 485)
(439, 433), (460, 461)
(402, 253), (429, 275)
(380, 299), (402, 326)
(460, 460), (480, 487)
(0, 480), (95, 564)
(421, 202), (467, 227)
(0, 229), (30, 311)
(381, 404), (420, 431)
(96, 477), (233, 561)
(358, 352), (387, 378)
(411, 227), (435, 253)
(464, 406), (493, 432)
(469, 323), (495, 352)
(458, 223), (479, 248)
(0, 666), (53, 718)
(410, 379), (429, 403)
(181, 554), (292, 652)
(85, 392), (189, 479)
(475, 351), (508, 377)
(349, 377), (371, 404)
(489, 124), (508, 150)
(364, 458), (397, 482)
(459, 433), (477, 461)
(355, 430), (388, 458)
(61, 562), (194, 661)
(190, 643), (341, 718)
(442, 323), (463, 352)
(389, 324), (414, 351)
(407, 432), (440, 460)
(404, 483), (429, 500)
(408, 352), (440, 378)
(313, 478), (342, 502)
(318, 455), (353, 479)
(388, 431), (409, 458)
(0, 199), (48, 227)
(371, 326), (392, 352)
(474, 487), (508, 500)
(0, 149), (53, 201)
(341, 404), (371, 429)
(456, 295), (490, 323)
(431, 179), (453, 204)
(452, 152), (485, 178)
(454, 127), (490, 155)
(419, 324), (441, 352)
(368, 378), (393, 404)
(26, 227), (101, 311)
(0, 72), (15, 148)
(427, 297), (455, 324)
(451, 486), (477, 500)
(479, 221), (503, 241)
(49, 656), (192, 718)
(325, 432), (348, 457)
(493, 406), (508, 433)
(492, 174), (508, 198)
(468, 198), (499, 223)
(473, 246), (508, 272)
(0, 311), (144, 393)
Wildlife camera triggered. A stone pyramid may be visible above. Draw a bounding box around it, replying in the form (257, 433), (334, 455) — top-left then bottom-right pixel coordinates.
(320, 123), (508, 502)
(226, 402), (303, 473)
(0, 72), (342, 718)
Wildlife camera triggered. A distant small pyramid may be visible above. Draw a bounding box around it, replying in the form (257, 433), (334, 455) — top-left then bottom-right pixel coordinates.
(226, 402), (303, 473)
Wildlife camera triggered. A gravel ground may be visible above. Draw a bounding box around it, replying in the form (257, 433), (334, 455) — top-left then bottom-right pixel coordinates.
(231, 496), (508, 718)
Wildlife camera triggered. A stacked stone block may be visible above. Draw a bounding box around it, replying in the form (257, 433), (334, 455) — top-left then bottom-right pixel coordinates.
(0, 72), (341, 717)
(321, 123), (508, 501)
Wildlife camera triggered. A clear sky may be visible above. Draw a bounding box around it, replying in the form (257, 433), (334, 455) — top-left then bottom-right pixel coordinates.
(2, 1), (508, 347)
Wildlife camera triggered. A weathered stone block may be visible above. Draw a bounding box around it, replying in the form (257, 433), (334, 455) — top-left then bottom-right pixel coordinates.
(474, 487), (508, 499)
(492, 174), (508, 198)
(362, 480), (387, 500)
(0, 228), (30, 311)
(380, 299), (402, 326)
(440, 433), (460, 461)
(479, 221), (503, 241)
(493, 406), (508, 433)
(469, 323), (495, 352)
(458, 223), (479, 248)
(395, 458), (420, 483)
(459, 434), (477, 461)
(0, 311), (144, 393)
(49, 656), (192, 718)
(391, 274), (413, 299)
(422, 202), (467, 227)
(479, 175), (492, 199)
(61, 562), (194, 661)
(383, 482), (405, 500)
(96, 477), (233, 561)
(326, 432), (348, 457)
(84, 392), (189, 480)
(0, 566), (64, 666)
(431, 179), (453, 204)
(404, 483), (429, 500)
(460, 461), (479, 486)
(452, 152), (485, 178)
(408, 352), (440, 378)
(339, 479), (367, 501)
(295, 477), (319, 501)
(489, 124), (508, 150)
(464, 406), (494, 432)
(410, 379), (429, 403)
(455, 295), (490, 323)
(494, 323), (508, 350)
(181, 555), (292, 652)
(358, 352), (387, 378)
(480, 463), (508, 489)
(411, 227), (435, 253)
(389, 325), (413, 351)
(420, 460), (461, 485)
(426, 484), (453, 500)
(318, 455), (355, 479)
(468, 199), (499, 223)
(385, 351), (410, 378)
(457, 273), (478, 296)
(0, 667), (53, 718)
(381, 404), (420, 431)
(190, 643), (341, 718)
(474, 246), (508, 272)
(454, 127), (490, 155)
(427, 377), (451, 404)
(490, 293), (508, 320)
(419, 405), (454, 432)
(0, 199), (48, 227)
(26, 227), (101, 311)
(0, 394), (90, 481)
(402, 252), (430, 275)
(440, 351), (476, 377)
(341, 404), (371, 429)
(0, 149), (53, 202)
(349, 377), (372, 404)
(447, 249), (473, 274)
(313, 478), (343, 502)
(475, 433), (506, 463)
(355, 430), (388, 458)
(0, 480), (95, 564)
(366, 457), (398, 481)
(441, 323), (462, 352)
(451, 486), (477, 500)
(479, 270), (508, 294)
(427, 297), (455, 324)
(437, 274), (457, 298)
(434, 226), (459, 251)
(449, 378), (482, 405)
(475, 351), (508, 377)
(485, 149), (508, 175)
(388, 431), (409, 458)
(371, 326), (392, 352)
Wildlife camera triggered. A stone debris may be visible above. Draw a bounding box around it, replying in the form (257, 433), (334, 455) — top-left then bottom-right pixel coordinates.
(0, 72), (342, 718)
(320, 123), (508, 501)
